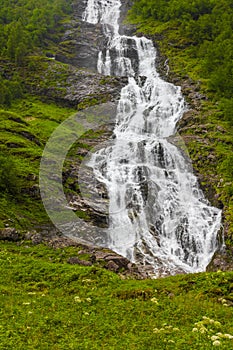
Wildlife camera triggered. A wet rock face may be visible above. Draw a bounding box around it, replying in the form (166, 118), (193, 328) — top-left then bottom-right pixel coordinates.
(118, 0), (136, 35)
(65, 68), (127, 104)
(56, 0), (134, 71)
(56, 0), (106, 71)
(56, 21), (106, 71)
(106, 37), (139, 75)
(206, 248), (233, 272)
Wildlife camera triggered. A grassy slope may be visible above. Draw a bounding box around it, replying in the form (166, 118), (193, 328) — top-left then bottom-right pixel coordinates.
(0, 96), (76, 229)
(0, 240), (233, 349)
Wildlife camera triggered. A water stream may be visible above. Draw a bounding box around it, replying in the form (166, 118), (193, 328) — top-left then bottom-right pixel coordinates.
(82, 0), (222, 275)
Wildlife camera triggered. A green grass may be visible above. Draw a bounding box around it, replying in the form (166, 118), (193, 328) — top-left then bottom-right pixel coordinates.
(0, 97), (76, 229)
(0, 240), (233, 349)
(0, 94), (113, 229)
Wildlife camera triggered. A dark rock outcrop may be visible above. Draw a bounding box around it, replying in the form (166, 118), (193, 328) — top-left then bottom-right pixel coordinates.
(0, 228), (21, 241)
(56, 0), (135, 71)
(56, 0), (106, 71)
(56, 21), (106, 71)
(24, 58), (126, 108)
(12, 228), (153, 279)
(119, 0), (136, 36)
(206, 247), (233, 272)
(67, 256), (92, 266)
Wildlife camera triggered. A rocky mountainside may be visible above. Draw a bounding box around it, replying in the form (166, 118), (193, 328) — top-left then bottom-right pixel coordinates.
(1, 0), (232, 275)
(56, 0), (134, 70)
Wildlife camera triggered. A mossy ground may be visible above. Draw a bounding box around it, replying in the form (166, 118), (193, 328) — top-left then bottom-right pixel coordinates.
(0, 240), (233, 349)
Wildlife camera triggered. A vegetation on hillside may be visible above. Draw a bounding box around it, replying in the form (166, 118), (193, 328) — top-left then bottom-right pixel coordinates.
(0, 99), (76, 229)
(0, 240), (233, 349)
(129, 0), (233, 243)
(0, 0), (80, 229)
(0, 0), (72, 58)
(129, 0), (233, 122)
(0, 0), (72, 106)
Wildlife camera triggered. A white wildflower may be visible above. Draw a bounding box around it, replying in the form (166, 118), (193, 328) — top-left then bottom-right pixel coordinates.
(223, 334), (233, 339)
(211, 336), (220, 341)
(173, 327), (179, 332)
(213, 340), (221, 346)
(86, 297), (92, 303)
(74, 296), (82, 302)
(192, 328), (198, 332)
(151, 297), (158, 304)
(200, 327), (207, 334)
(153, 328), (159, 333)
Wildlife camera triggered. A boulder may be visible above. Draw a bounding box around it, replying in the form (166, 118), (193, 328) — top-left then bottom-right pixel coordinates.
(0, 227), (20, 241)
(67, 256), (92, 266)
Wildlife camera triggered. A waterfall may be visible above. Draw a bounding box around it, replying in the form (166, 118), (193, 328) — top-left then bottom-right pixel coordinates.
(82, 0), (222, 276)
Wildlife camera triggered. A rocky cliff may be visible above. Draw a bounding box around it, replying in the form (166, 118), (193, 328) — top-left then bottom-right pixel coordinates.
(56, 0), (135, 71)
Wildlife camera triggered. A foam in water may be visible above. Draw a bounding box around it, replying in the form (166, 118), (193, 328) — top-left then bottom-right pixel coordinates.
(82, 0), (222, 276)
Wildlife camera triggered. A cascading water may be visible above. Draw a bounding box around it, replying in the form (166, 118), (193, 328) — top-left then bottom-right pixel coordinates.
(82, 0), (222, 275)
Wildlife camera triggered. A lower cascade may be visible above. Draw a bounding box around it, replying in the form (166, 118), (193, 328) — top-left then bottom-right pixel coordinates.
(81, 0), (222, 276)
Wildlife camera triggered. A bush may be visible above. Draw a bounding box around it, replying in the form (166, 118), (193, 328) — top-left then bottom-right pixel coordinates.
(0, 153), (20, 196)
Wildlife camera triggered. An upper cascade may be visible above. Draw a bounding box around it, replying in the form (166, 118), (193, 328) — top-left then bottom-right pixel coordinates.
(81, 0), (222, 276)
(82, 0), (121, 36)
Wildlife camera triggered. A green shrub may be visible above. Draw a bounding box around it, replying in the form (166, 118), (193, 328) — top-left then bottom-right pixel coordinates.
(0, 153), (20, 195)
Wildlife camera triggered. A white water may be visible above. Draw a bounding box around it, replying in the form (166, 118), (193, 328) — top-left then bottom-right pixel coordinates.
(82, 0), (222, 275)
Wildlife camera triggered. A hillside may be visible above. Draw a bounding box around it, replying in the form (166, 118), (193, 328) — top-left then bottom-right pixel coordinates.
(0, 0), (124, 231)
(0, 1), (232, 264)
(0, 0), (233, 348)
